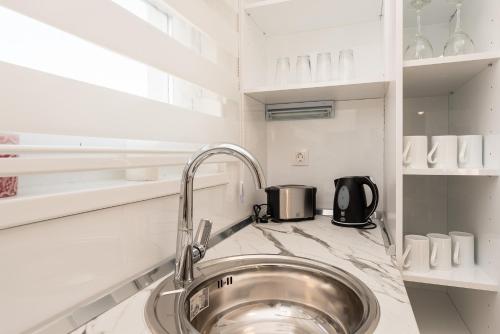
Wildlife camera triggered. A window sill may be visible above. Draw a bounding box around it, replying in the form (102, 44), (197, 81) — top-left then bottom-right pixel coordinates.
(0, 172), (229, 230)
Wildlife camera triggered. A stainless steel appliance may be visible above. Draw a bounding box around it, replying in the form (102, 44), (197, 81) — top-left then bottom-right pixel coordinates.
(265, 185), (316, 221)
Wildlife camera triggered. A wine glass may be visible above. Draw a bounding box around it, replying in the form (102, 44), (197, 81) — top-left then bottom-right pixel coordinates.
(405, 0), (434, 60)
(443, 0), (474, 56)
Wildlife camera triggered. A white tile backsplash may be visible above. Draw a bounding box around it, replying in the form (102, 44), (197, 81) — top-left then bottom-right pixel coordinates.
(266, 99), (385, 209)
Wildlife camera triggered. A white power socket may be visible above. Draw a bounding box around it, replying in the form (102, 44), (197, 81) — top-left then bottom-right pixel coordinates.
(292, 149), (309, 166)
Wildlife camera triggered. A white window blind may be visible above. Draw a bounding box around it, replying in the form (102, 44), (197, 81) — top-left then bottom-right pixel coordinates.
(0, 0), (241, 229)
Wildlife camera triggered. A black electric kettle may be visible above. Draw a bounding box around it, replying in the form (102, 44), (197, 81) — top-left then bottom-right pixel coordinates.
(332, 176), (379, 229)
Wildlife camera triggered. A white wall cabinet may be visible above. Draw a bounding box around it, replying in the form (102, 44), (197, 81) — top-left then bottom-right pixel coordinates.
(241, 0), (500, 333)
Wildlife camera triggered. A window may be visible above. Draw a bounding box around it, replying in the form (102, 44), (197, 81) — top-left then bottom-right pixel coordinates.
(0, 5), (231, 116)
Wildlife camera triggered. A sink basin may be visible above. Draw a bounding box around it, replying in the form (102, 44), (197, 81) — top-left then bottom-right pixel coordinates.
(145, 255), (380, 334)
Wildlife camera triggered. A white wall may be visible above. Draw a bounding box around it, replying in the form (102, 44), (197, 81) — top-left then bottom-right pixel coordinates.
(240, 13), (267, 88)
(242, 95), (267, 203)
(382, 0), (402, 258)
(266, 99), (384, 209)
(240, 5), (268, 201)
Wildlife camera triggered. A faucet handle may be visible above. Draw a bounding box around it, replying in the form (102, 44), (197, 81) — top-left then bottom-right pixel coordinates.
(195, 219), (212, 247)
(192, 219), (212, 263)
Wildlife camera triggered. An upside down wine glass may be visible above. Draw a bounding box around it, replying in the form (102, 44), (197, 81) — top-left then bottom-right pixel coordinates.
(443, 0), (474, 56)
(405, 0), (433, 60)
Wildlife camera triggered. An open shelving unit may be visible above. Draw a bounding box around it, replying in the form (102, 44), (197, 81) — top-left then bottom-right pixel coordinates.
(404, 52), (500, 97)
(241, 0), (386, 99)
(403, 168), (500, 176)
(406, 287), (470, 334)
(403, 267), (498, 292)
(244, 79), (387, 104)
(400, 0), (500, 332)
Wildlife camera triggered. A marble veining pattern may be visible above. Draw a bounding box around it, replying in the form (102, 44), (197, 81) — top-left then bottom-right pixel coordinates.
(70, 216), (419, 334)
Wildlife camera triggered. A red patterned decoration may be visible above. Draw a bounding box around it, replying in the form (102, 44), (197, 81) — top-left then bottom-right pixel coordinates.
(0, 134), (19, 198)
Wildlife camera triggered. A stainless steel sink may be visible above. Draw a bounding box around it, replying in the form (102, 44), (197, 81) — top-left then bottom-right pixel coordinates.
(146, 255), (379, 334)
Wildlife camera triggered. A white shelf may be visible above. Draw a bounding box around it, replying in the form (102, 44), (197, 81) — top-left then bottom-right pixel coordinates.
(403, 52), (500, 98)
(403, 266), (498, 292)
(406, 287), (471, 334)
(404, 168), (500, 176)
(244, 0), (382, 35)
(244, 79), (387, 104)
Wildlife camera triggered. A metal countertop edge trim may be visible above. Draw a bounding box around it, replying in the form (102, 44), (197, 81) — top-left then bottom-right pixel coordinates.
(28, 215), (255, 334)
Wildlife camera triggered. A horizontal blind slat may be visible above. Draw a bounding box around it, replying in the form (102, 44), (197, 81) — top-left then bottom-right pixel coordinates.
(0, 0), (239, 100)
(0, 173), (230, 229)
(160, 0), (239, 55)
(0, 145), (195, 155)
(0, 62), (240, 143)
(0, 155), (236, 176)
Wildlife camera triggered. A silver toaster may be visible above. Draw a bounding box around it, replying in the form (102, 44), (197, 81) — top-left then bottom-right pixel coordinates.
(265, 185), (317, 221)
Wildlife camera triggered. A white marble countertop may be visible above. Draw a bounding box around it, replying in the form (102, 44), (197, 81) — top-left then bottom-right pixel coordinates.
(72, 216), (419, 334)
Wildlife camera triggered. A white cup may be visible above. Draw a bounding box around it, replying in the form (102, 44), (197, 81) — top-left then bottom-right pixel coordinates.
(428, 135), (458, 169)
(458, 135), (483, 169)
(296, 55), (312, 83)
(403, 136), (428, 168)
(316, 52), (333, 82)
(427, 233), (452, 271)
(403, 235), (430, 272)
(338, 49), (355, 81)
(275, 57), (291, 86)
(449, 231), (475, 268)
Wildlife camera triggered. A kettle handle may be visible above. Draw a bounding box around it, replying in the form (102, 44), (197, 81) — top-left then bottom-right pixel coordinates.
(361, 177), (379, 220)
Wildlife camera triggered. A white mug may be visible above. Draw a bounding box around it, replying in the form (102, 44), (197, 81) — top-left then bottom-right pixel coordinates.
(449, 231), (475, 268)
(427, 233), (452, 271)
(458, 135), (483, 169)
(403, 136), (428, 168)
(428, 135), (458, 169)
(403, 235), (430, 272)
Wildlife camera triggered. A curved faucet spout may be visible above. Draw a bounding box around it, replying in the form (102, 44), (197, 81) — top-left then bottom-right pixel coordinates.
(174, 144), (266, 287)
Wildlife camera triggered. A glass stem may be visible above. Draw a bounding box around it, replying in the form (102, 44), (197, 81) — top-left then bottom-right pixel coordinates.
(455, 4), (462, 33)
(416, 9), (422, 36)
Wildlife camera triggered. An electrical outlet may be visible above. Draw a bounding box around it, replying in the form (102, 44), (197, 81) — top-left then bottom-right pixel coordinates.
(292, 149), (309, 166)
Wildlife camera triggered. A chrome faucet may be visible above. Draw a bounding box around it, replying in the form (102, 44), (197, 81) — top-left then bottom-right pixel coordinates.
(174, 143), (266, 287)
